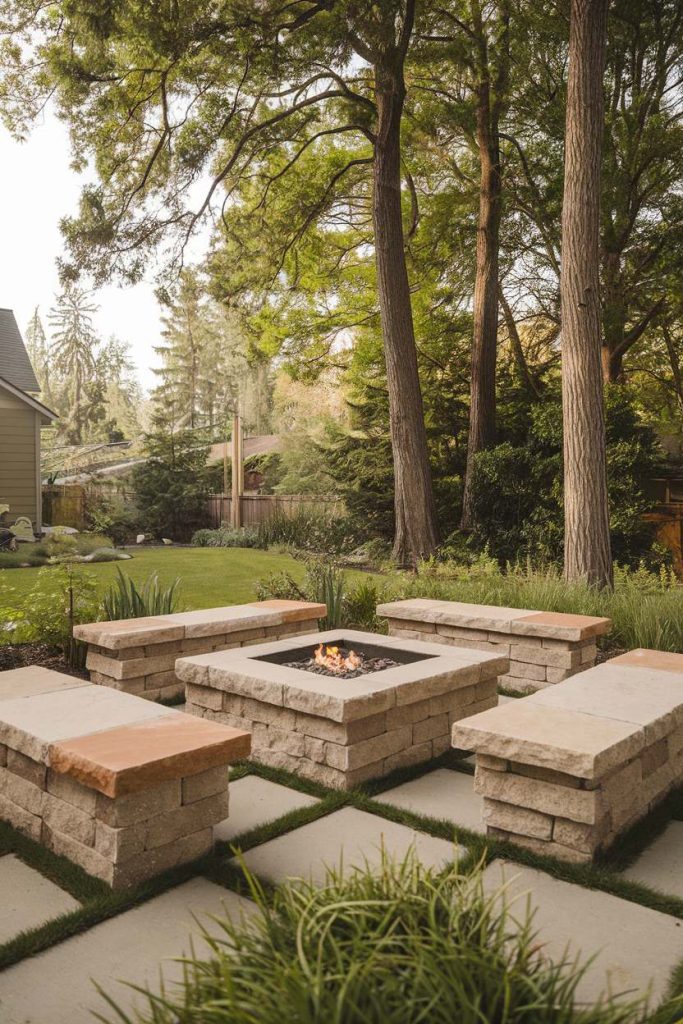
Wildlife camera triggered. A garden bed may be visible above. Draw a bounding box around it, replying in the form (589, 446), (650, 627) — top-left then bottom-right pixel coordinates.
(0, 643), (87, 679)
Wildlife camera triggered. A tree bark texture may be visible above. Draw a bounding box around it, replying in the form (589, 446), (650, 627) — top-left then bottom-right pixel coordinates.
(461, 1), (508, 530)
(560, 0), (612, 587)
(373, 60), (439, 565)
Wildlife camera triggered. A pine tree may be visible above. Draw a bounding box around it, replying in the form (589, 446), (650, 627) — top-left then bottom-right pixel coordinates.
(24, 307), (54, 406)
(48, 285), (100, 444)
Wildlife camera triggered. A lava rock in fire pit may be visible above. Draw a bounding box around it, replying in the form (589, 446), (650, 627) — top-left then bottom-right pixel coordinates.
(284, 644), (401, 679)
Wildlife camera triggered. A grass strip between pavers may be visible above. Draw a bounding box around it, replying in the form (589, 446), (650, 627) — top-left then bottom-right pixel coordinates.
(1, 754), (683, 1004)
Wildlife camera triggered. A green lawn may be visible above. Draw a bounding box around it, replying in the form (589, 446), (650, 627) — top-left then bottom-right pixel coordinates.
(0, 547), (381, 611)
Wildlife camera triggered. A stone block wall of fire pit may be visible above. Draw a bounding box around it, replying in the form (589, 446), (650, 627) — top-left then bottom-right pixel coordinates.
(377, 600), (611, 693)
(74, 601), (325, 702)
(177, 630), (508, 789)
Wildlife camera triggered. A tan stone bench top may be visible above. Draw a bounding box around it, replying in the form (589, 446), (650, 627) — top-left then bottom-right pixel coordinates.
(452, 649), (683, 778)
(73, 600), (326, 649)
(377, 599), (611, 641)
(50, 716), (250, 798)
(0, 667), (250, 795)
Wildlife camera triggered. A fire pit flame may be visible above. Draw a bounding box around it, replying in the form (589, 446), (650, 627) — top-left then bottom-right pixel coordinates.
(314, 643), (362, 674)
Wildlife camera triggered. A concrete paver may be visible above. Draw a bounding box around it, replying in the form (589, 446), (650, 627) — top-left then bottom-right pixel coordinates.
(483, 859), (683, 1008)
(379, 768), (484, 833)
(216, 775), (319, 843)
(238, 805), (459, 884)
(622, 821), (683, 899)
(0, 854), (80, 945)
(0, 878), (253, 1024)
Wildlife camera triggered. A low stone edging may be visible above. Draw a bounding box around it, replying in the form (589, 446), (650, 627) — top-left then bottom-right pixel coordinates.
(74, 600), (326, 702)
(0, 668), (249, 887)
(377, 599), (611, 693)
(451, 649), (683, 863)
(178, 629), (507, 790)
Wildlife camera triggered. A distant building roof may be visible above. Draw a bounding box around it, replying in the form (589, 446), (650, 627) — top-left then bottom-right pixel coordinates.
(0, 309), (41, 393)
(208, 435), (282, 463)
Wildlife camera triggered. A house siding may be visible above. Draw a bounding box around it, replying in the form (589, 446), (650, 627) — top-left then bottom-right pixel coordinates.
(0, 390), (39, 526)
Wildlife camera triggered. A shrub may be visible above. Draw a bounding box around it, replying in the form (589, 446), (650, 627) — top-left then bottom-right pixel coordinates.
(99, 855), (653, 1024)
(0, 563), (100, 668)
(467, 388), (665, 568)
(256, 558), (388, 631)
(344, 578), (388, 630)
(132, 429), (213, 541)
(191, 526), (262, 548)
(255, 508), (363, 555)
(86, 494), (144, 546)
(102, 569), (181, 620)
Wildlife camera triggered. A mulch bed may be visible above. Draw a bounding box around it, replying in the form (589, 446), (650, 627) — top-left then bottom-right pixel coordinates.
(0, 643), (88, 679)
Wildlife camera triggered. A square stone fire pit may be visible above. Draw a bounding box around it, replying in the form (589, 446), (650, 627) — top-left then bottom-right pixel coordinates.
(177, 630), (508, 789)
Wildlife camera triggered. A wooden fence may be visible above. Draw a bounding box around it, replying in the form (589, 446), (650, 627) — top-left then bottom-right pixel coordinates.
(205, 494), (343, 529)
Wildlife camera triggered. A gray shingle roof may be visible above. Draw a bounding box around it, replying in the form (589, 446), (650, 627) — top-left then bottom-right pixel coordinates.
(0, 308), (40, 393)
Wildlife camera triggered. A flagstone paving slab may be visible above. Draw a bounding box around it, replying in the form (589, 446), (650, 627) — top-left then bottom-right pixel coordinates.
(215, 775), (319, 843)
(483, 859), (683, 1008)
(0, 878), (254, 1024)
(0, 854), (80, 944)
(622, 821), (683, 899)
(238, 806), (458, 884)
(378, 768), (484, 834)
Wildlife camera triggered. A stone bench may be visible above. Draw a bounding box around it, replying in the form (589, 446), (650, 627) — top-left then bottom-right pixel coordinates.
(74, 600), (326, 702)
(178, 628), (507, 789)
(451, 649), (683, 863)
(377, 599), (611, 693)
(0, 667), (250, 887)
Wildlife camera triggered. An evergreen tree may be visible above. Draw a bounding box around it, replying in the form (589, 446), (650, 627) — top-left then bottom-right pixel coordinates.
(24, 306), (54, 406)
(48, 286), (101, 444)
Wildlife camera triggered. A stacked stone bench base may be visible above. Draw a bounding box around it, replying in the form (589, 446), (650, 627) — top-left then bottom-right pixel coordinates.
(74, 600), (325, 702)
(452, 649), (683, 863)
(378, 599), (611, 693)
(0, 668), (249, 887)
(179, 629), (508, 790)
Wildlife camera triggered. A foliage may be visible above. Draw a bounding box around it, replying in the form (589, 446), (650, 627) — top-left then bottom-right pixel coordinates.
(466, 388), (664, 567)
(392, 560), (683, 654)
(343, 579), (387, 631)
(0, 532), (117, 569)
(255, 558), (343, 628)
(132, 429), (212, 541)
(98, 854), (648, 1024)
(0, 563), (99, 668)
(256, 557), (387, 631)
(85, 495), (144, 546)
(255, 508), (364, 556)
(101, 569), (180, 621)
(151, 269), (272, 435)
(191, 526), (261, 549)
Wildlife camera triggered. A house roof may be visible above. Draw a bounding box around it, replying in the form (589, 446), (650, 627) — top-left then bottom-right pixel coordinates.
(0, 309), (41, 393)
(208, 435), (282, 463)
(0, 374), (57, 425)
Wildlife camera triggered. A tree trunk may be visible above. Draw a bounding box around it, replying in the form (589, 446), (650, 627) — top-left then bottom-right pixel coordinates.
(560, 0), (612, 587)
(461, 2), (508, 530)
(373, 61), (439, 566)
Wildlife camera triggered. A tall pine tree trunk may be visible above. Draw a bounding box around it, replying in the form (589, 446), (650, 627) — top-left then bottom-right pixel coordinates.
(460, 0), (508, 530)
(560, 0), (612, 587)
(373, 59), (439, 565)
(460, 123), (502, 528)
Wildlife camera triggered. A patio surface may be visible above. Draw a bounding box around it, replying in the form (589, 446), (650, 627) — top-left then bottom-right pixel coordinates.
(0, 695), (682, 1022)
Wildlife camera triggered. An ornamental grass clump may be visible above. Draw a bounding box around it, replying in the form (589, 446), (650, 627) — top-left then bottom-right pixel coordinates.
(97, 856), (661, 1024)
(102, 568), (181, 621)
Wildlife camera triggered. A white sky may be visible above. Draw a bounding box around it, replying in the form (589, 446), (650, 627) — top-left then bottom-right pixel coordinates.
(0, 111), (164, 392)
